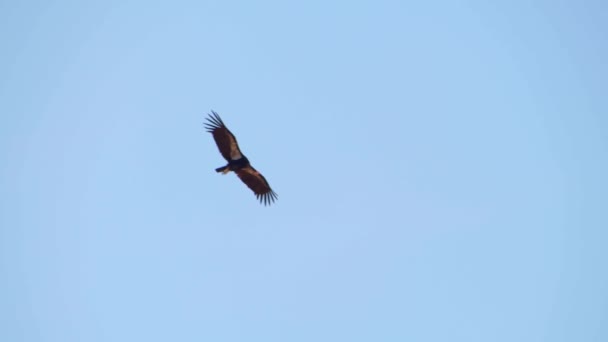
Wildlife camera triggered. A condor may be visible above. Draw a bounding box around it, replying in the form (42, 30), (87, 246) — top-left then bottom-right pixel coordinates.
(204, 111), (278, 206)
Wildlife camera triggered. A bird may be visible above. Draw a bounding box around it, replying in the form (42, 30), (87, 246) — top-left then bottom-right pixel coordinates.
(204, 111), (278, 206)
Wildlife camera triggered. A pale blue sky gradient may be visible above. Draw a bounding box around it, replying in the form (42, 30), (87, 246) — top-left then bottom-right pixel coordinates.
(1, 1), (607, 341)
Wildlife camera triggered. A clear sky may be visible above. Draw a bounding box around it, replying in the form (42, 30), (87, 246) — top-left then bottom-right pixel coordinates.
(1, 1), (607, 341)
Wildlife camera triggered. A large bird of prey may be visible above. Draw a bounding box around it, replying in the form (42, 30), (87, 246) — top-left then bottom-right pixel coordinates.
(204, 111), (278, 206)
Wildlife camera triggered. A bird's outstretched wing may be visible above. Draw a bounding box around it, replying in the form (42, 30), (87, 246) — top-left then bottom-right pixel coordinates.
(204, 111), (243, 161)
(235, 166), (278, 206)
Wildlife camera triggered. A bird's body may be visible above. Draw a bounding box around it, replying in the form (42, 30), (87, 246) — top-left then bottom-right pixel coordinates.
(215, 156), (250, 174)
(204, 111), (278, 206)
(215, 156), (251, 174)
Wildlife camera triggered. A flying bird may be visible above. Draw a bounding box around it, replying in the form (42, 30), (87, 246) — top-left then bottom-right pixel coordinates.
(204, 111), (278, 206)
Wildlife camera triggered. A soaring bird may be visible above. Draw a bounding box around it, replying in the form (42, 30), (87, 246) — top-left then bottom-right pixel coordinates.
(204, 111), (278, 206)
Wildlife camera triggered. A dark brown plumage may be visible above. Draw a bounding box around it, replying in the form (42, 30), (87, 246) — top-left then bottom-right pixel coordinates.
(204, 111), (278, 206)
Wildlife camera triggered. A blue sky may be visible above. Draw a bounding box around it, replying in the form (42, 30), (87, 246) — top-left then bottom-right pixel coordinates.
(1, 1), (607, 341)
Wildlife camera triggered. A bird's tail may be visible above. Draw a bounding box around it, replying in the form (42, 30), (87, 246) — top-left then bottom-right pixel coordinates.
(215, 166), (230, 174)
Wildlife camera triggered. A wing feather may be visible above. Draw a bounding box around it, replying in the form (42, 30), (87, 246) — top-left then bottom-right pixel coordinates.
(204, 111), (243, 161)
(235, 166), (278, 206)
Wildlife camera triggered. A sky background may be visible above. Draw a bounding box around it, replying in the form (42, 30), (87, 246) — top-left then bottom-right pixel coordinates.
(1, 1), (607, 341)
